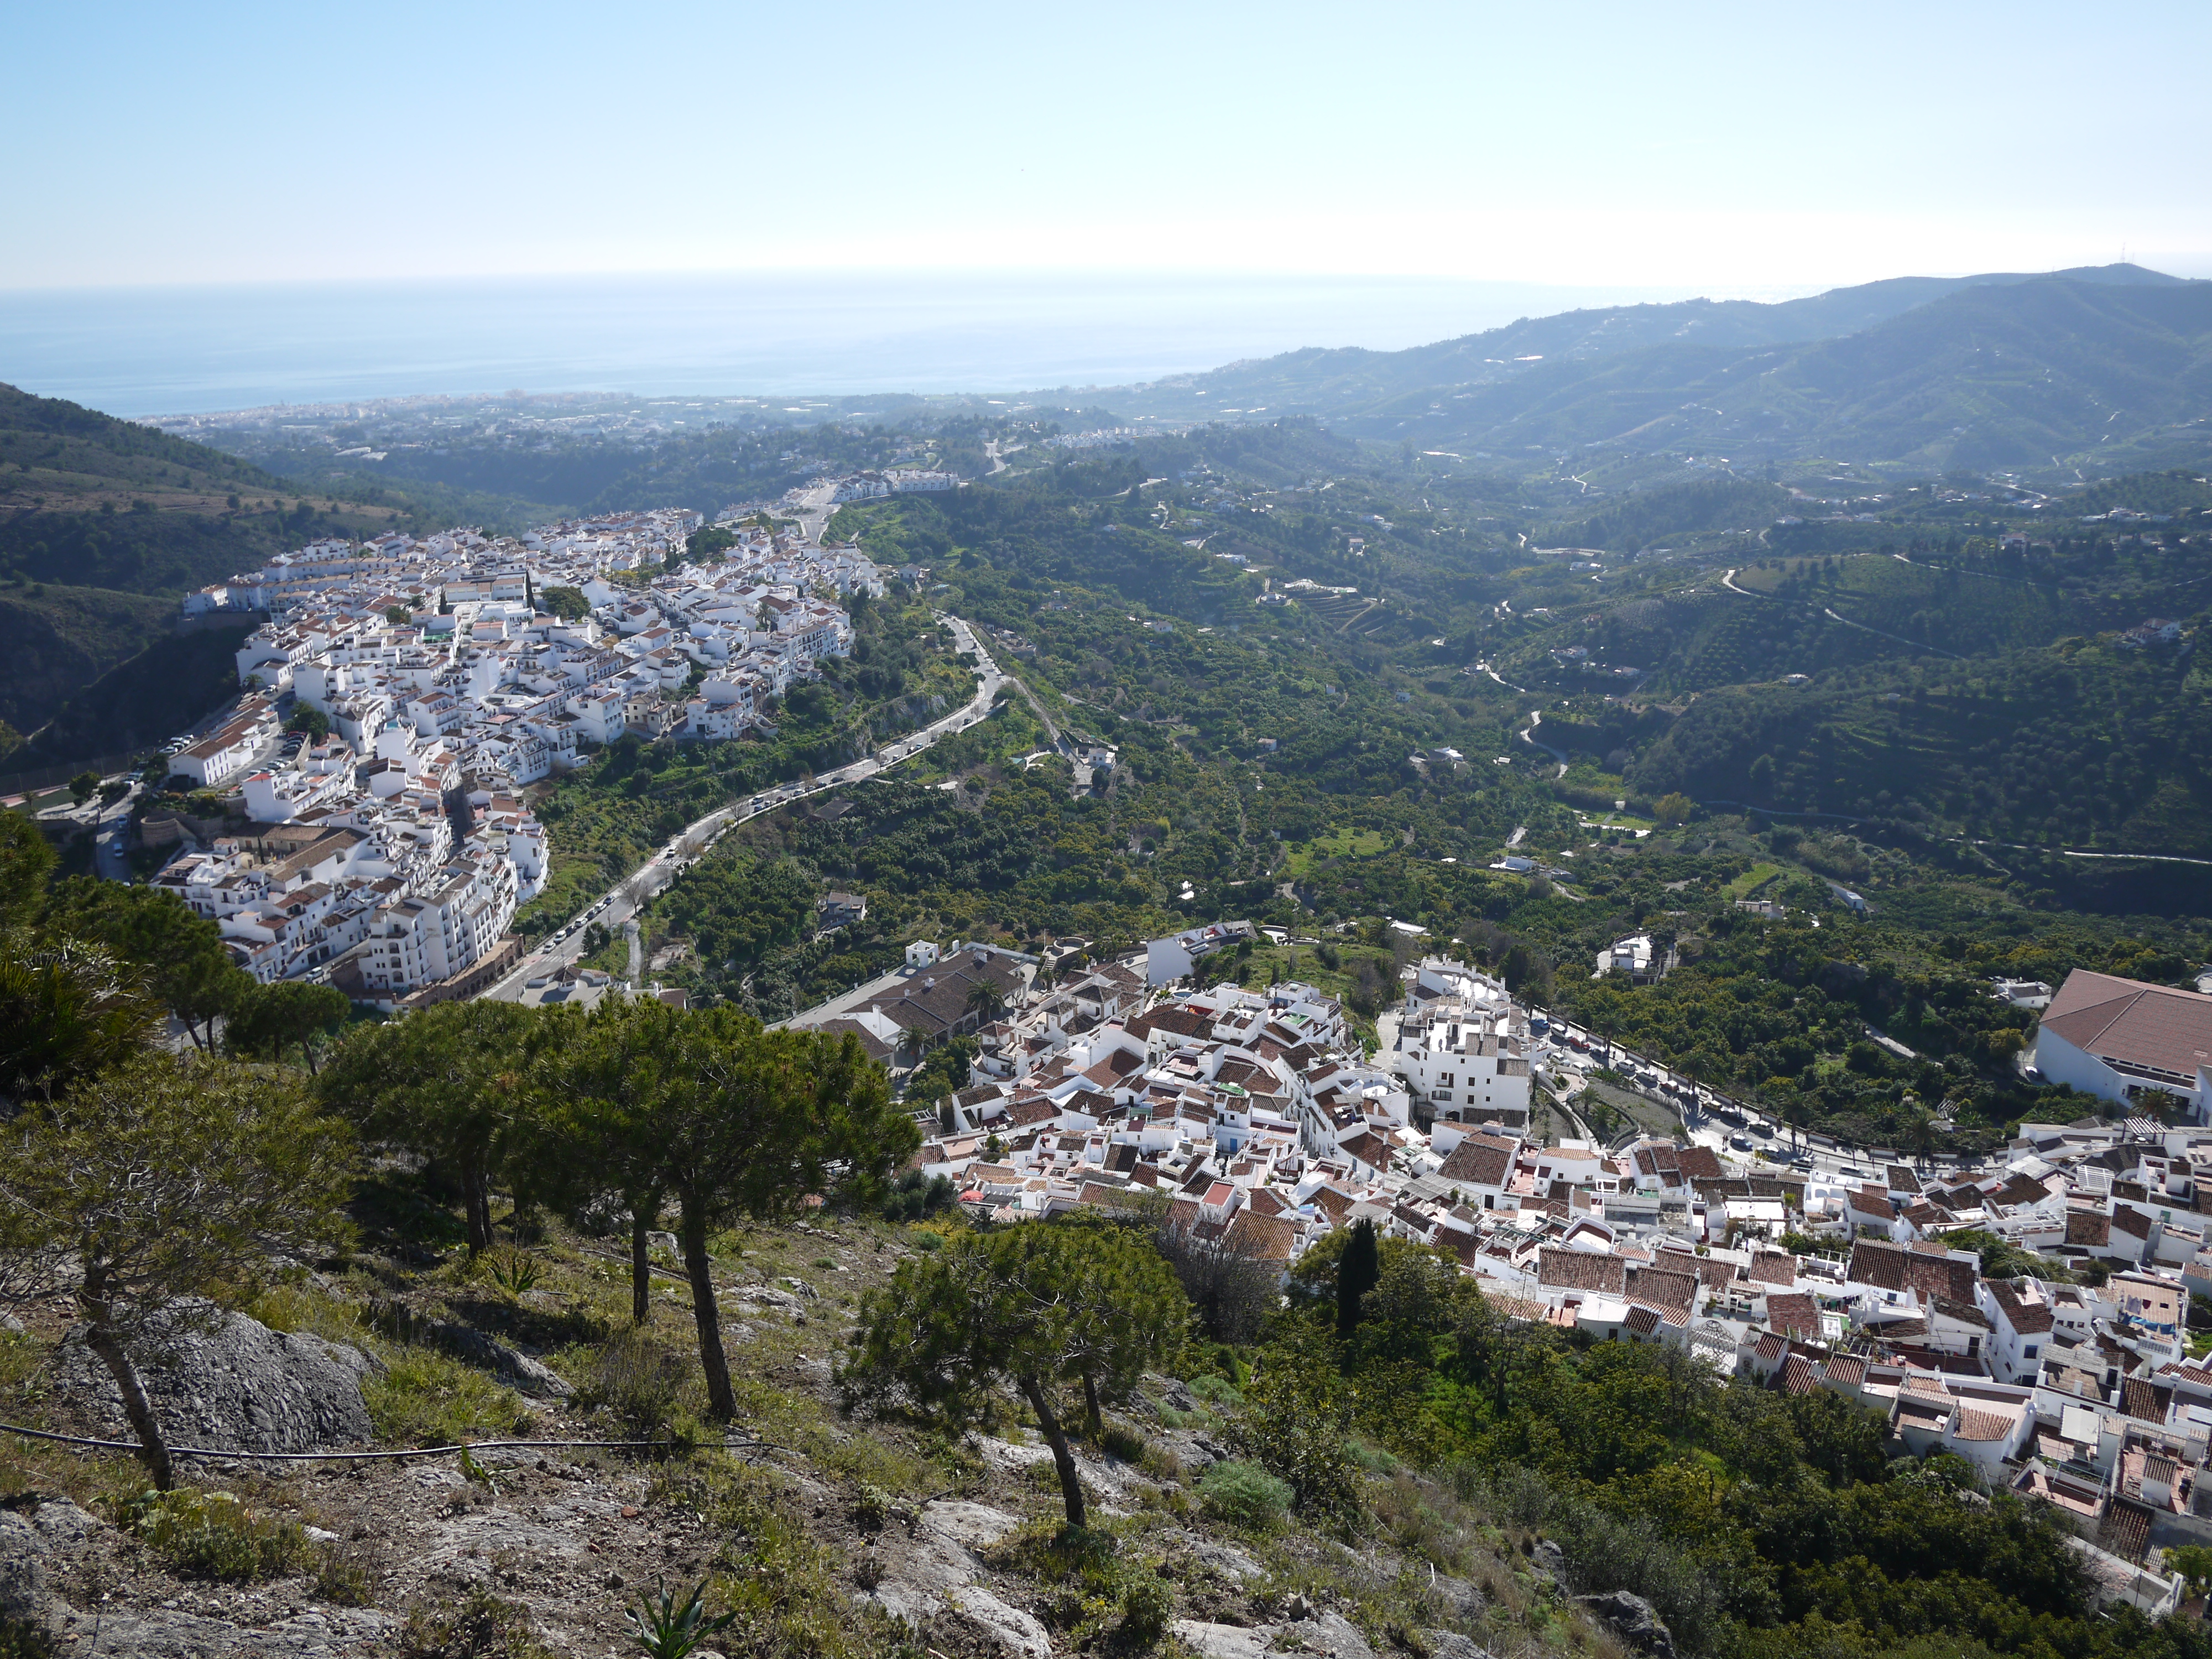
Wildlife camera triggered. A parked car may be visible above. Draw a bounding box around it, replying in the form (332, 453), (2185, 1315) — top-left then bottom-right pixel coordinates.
(1729, 1134), (1755, 1152)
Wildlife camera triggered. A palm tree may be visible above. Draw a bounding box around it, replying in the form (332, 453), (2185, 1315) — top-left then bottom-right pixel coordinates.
(964, 980), (1006, 1027)
(1901, 1099), (1938, 1168)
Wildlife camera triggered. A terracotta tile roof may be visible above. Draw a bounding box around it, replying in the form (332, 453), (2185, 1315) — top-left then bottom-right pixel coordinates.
(2121, 1378), (2174, 1425)
(1777, 1354), (1818, 1395)
(1225, 1209), (1297, 1262)
(1953, 1407), (2015, 1443)
(1634, 1141), (1682, 1176)
(2041, 969), (2212, 1085)
(1766, 1292), (1820, 1338)
(1847, 1238), (1977, 1304)
(1823, 1354), (1867, 1387)
(1986, 1280), (2055, 1335)
(1629, 1266), (1698, 1316)
(1676, 1145), (1725, 1182)
(1747, 1250), (1799, 1287)
(1624, 1304), (1662, 1337)
(2098, 1495), (2155, 1563)
(1437, 1135), (1515, 1190)
(2111, 1206), (2152, 1240)
(1655, 1248), (1739, 1289)
(2067, 1210), (2112, 1248)
(1538, 1247), (1627, 1295)
(1990, 1173), (2054, 1208)
(1339, 1130), (1393, 1170)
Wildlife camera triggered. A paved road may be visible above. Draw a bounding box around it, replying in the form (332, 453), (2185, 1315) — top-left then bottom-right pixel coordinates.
(1519, 708), (1568, 777)
(482, 613), (1008, 1001)
(1531, 1008), (1971, 1183)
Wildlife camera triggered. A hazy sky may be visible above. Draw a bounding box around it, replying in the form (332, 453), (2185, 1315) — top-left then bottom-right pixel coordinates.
(9, 0), (2208, 293)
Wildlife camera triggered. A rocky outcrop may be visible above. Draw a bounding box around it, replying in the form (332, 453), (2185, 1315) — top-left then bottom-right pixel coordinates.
(421, 1321), (573, 1400)
(56, 1303), (380, 1454)
(1173, 1611), (1377, 1659)
(859, 1498), (1052, 1659)
(1576, 1590), (1675, 1659)
(6, 1495), (398, 1656)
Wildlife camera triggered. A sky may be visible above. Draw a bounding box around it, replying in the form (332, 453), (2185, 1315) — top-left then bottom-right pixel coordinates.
(8, 0), (2210, 296)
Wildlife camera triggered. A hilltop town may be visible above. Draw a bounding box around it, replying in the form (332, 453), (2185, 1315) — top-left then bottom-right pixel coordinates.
(873, 932), (2212, 1618)
(146, 507), (880, 1002)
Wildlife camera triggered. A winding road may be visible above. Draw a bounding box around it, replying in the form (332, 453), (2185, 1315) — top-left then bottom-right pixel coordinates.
(482, 613), (1009, 1001)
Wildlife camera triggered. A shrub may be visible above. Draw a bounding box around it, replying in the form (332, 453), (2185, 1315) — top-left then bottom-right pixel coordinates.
(986, 1521), (1178, 1647)
(1101, 1423), (1148, 1464)
(364, 1348), (534, 1446)
(121, 1488), (305, 1581)
(1186, 1374), (1243, 1408)
(0, 1615), (55, 1659)
(397, 1588), (552, 1658)
(849, 1483), (892, 1533)
(312, 1537), (383, 1606)
(1227, 1352), (1360, 1521)
(574, 1327), (700, 1443)
(1198, 1460), (1292, 1530)
(1113, 1571), (1174, 1648)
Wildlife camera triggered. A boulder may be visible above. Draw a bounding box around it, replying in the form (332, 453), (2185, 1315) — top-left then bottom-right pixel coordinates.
(941, 1584), (1053, 1659)
(735, 1286), (811, 1319)
(57, 1303), (379, 1454)
(1430, 1574), (1485, 1623)
(1279, 1611), (1377, 1659)
(1575, 1590), (1674, 1659)
(423, 1321), (573, 1400)
(1171, 1623), (1275, 1659)
(1425, 1635), (1493, 1659)
(0, 1511), (46, 1618)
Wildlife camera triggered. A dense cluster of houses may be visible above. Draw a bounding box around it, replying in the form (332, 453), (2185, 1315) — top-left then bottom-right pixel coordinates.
(889, 945), (2212, 1615)
(150, 509), (881, 1003)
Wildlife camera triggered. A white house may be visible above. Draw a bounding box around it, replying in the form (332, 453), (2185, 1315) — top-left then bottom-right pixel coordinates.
(2033, 969), (2212, 1120)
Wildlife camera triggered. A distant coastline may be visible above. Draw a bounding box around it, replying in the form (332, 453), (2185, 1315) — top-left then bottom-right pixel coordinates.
(0, 270), (1732, 415)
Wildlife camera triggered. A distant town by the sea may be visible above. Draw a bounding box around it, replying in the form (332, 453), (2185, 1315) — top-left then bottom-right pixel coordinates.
(0, 270), (1718, 415)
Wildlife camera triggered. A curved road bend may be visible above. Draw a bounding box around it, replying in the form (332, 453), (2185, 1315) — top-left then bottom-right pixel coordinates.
(483, 614), (1009, 1002)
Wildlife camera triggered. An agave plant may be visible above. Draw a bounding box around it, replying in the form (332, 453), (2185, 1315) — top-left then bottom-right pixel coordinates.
(627, 1578), (735, 1659)
(481, 1245), (542, 1301)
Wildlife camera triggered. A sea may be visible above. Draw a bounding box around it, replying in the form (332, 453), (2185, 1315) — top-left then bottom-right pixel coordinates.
(0, 271), (1726, 418)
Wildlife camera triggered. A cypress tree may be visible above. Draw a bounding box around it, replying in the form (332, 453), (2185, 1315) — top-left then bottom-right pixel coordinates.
(1336, 1218), (1379, 1339)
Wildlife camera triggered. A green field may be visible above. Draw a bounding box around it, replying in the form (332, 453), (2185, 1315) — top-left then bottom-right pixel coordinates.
(1725, 862), (1784, 899)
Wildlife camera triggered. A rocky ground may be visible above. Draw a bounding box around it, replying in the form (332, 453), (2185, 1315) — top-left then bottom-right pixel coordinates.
(0, 1180), (1646, 1659)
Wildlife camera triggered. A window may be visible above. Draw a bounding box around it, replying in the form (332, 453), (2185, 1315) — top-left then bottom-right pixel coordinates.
(2022, 1344), (2038, 1359)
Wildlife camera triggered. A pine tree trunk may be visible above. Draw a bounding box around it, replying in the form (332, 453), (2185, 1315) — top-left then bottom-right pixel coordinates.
(629, 1203), (654, 1325)
(462, 1161), (493, 1255)
(82, 1283), (172, 1491)
(681, 1211), (735, 1420)
(1020, 1374), (1086, 1529)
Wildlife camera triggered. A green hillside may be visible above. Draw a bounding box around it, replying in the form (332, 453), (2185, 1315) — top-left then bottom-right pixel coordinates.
(1099, 271), (2212, 482)
(15, 618), (259, 769)
(1627, 640), (2212, 858)
(0, 380), (513, 596)
(1110, 264), (2189, 419)
(0, 582), (175, 740)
